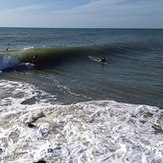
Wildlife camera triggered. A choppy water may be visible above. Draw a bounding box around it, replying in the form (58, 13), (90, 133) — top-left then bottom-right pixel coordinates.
(0, 28), (163, 162)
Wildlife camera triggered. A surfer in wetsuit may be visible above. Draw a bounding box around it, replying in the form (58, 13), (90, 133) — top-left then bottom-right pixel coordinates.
(32, 55), (38, 63)
(100, 57), (106, 63)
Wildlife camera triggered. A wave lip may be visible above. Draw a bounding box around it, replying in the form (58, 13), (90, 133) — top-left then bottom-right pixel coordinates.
(0, 80), (163, 162)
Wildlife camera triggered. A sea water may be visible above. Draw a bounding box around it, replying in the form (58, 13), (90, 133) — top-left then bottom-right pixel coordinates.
(0, 28), (163, 162)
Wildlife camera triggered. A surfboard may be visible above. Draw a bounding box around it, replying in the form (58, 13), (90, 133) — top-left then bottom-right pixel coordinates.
(99, 61), (107, 65)
(88, 56), (108, 64)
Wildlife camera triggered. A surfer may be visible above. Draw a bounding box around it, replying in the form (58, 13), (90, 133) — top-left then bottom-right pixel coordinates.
(32, 55), (38, 63)
(6, 43), (10, 51)
(99, 57), (106, 63)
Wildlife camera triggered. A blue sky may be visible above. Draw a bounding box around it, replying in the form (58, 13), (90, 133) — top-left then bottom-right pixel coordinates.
(0, 0), (163, 28)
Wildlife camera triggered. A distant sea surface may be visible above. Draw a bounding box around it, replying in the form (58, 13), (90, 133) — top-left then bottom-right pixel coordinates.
(0, 28), (163, 162)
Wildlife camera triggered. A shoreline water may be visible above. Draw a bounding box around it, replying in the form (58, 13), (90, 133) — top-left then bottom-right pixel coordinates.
(0, 79), (163, 162)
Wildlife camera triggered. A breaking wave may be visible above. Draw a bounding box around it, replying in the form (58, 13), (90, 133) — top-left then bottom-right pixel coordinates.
(0, 54), (35, 72)
(0, 37), (162, 73)
(0, 55), (19, 71)
(1, 39), (161, 65)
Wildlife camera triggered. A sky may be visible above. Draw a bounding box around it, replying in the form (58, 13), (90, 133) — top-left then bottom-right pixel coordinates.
(0, 0), (163, 28)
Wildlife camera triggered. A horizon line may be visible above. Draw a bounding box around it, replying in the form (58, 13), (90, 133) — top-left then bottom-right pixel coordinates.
(0, 26), (163, 30)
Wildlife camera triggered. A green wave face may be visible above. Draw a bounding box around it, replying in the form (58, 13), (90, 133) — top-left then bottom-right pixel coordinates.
(17, 47), (85, 64)
(0, 47), (88, 64)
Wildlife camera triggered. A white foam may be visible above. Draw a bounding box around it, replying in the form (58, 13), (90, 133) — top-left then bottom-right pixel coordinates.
(0, 80), (55, 113)
(0, 80), (163, 162)
(23, 47), (34, 50)
(0, 55), (19, 71)
(18, 62), (35, 70)
(0, 55), (35, 72)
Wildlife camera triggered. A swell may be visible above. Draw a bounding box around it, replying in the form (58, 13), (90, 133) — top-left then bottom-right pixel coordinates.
(0, 40), (161, 70)
(0, 47), (89, 65)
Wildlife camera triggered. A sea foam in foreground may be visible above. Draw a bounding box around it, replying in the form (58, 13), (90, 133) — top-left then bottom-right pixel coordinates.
(0, 80), (163, 163)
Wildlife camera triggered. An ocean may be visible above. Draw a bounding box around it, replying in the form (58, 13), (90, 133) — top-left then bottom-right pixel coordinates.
(0, 28), (163, 162)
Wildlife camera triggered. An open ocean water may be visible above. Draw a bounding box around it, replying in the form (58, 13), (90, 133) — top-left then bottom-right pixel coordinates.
(0, 28), (163, 162)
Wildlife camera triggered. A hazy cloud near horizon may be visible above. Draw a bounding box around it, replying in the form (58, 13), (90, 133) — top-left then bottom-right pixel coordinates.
(0, 0), (162, 28)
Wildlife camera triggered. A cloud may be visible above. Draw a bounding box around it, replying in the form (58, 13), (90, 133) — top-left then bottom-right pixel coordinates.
(49, 0), (163, 28)
(52, 0), (114, 14)
(0, 4), (44, 14)
(0, 0), (162, 28)
(52, 0), (163, 16)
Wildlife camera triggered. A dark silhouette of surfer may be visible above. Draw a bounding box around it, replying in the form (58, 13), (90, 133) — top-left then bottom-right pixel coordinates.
(99, 57), (106, 63)
(6, 43), (10, 51)
(32, 55), (38, 63)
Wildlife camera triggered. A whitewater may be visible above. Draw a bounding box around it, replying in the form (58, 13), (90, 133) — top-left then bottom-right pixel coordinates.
(0, 80), (163, 163)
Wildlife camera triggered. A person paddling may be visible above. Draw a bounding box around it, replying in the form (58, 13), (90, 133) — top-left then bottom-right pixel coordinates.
(100, 57), (106, 63)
